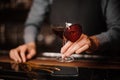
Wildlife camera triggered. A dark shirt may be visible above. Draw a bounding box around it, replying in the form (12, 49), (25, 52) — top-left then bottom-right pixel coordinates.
(24, 0), (120, 56)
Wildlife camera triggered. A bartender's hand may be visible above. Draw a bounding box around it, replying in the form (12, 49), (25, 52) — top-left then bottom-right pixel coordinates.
(9, 42), (36, 63)
(61, 34), (99, 58)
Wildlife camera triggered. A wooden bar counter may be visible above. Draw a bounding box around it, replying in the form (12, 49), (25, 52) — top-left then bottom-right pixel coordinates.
(0, 54), (120, 80)
(0, 55), (120, 69)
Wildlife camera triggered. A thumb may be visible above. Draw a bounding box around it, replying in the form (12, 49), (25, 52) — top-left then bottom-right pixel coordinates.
(27, 48), (36, 59)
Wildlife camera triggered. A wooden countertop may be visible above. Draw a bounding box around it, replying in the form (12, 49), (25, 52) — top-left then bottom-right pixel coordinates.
(0, 55), (120, 69)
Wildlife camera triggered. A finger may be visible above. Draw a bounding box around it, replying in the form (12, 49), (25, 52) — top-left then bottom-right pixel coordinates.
(9, 50), (16, 62)
(75, 44), (89, 54)
(61, 34), (85, 54)
(14, 50), (22, 63)
(19, 47), (27, 62)
(9, 50), (18, 62)
(75, 35), (90, 54)
(62, 37), (89, 58)
(27, 49), (36, 59)
(63, 43), (80, 58)
(61, 41), (73, 54)
(77, 34), (90, 46)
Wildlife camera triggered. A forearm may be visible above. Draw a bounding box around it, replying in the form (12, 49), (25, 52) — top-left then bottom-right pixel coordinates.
(85, 36), (100, 53)
(24, 0), (49, 43)
(24, 26), (37, 43)
(91, 0), (120, 52)
(25, 0), (49, 27)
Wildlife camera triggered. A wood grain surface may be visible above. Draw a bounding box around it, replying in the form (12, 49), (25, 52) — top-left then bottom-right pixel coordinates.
(0, 55), (120, 69)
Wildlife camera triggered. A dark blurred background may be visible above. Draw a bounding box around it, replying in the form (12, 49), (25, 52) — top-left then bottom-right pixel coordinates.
(0, 0), (32, 49)
(0, 0), (62, 53)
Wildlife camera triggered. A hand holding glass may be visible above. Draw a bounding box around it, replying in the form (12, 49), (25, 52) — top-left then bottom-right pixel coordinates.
(51, 23), (82, 62)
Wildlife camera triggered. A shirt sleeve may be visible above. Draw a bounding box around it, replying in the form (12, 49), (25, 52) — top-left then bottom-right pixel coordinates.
(24, 0), (50, 43)
(95, 0), (120, 50)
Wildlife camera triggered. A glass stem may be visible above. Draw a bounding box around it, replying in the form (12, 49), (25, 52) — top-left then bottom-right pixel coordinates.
(63, 36), (67, 46)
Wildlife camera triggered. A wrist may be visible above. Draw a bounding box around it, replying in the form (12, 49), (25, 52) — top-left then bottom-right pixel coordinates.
(26, 42), (36, 49)
(86, 36), (100, 53)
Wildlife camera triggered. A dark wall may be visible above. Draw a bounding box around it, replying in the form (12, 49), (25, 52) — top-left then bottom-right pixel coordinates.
(0, 0), (32, 49)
